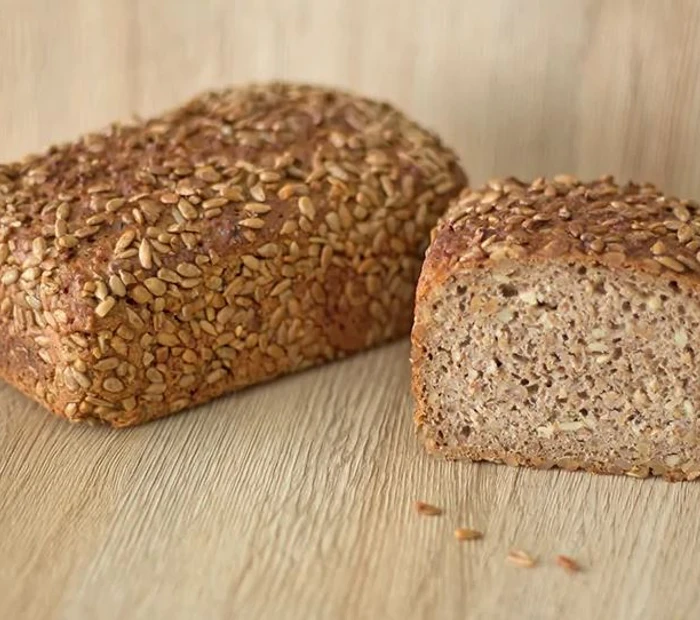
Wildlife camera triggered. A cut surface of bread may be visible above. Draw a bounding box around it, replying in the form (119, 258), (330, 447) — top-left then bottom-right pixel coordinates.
(412, 176), (700, 480)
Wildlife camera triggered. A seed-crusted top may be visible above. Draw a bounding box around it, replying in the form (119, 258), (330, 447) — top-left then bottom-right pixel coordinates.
(0, 82), (465, 424)
(431, 175), (700, 279)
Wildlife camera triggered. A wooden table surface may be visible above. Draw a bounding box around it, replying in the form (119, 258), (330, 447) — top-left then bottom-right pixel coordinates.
(3, 342), (700, 620)
(2, 1), (700, 618)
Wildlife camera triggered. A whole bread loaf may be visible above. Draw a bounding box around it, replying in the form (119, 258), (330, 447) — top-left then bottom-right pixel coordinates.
(0, 82), (466, 426)
(412, 175), (700, 480)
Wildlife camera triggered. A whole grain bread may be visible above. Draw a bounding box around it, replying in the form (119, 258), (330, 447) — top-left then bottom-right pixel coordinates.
(0, 82), (466, 426)
(412, 175), (700, 480)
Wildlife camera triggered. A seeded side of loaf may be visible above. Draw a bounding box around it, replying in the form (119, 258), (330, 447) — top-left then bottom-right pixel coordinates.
(412, 175), (700, 480)
(0, 82), (466, 426)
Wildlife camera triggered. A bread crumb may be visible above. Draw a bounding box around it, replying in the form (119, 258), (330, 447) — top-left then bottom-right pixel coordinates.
(414, 501), (443, 516)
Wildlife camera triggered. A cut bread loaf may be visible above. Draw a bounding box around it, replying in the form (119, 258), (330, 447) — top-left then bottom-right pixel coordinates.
(0, 82), (466, 426)
(412, 175), (700, 480)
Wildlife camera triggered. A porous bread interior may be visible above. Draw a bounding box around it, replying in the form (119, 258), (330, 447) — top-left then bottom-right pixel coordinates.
(415, 260), (700, 478)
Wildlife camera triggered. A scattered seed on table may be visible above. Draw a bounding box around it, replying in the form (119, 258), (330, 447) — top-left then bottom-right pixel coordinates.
(556, 555), (581, 573)
(415, 501), (443, 516)
(506, 549), (536, 568)
(454, 528), (483, 541)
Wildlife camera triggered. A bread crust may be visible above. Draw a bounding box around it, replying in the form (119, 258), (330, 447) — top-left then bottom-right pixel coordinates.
(412, 175), (700, 480)
(0, 82), (466, 426)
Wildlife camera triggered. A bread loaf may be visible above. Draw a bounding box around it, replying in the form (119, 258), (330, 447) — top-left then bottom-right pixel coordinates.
(0, 82), (466, 426)
(412, 175), (700, 480)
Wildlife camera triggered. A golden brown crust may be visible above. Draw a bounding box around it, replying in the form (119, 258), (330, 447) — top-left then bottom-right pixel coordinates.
(428, 175), (700, 285)
(412, 175), (700, 481)
(0, 82), (466, 426)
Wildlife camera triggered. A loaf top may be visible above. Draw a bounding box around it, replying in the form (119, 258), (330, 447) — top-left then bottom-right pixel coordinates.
(430, 175), (700, 281)
(0, 82), (463, 339)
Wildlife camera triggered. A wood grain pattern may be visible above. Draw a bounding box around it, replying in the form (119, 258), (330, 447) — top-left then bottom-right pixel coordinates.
(2, 1), (700, 618)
